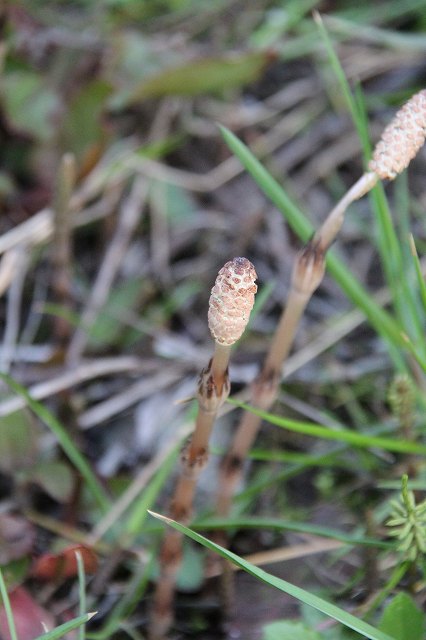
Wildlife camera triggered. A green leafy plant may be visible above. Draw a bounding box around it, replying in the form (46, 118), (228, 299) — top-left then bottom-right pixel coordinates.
(387, 475), (426, 563)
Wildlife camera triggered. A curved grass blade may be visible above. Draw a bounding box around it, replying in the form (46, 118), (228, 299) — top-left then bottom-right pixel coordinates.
(195, 516), (392, 549)
(409, 235), (426, 311)
(148, 511), (395, 640)
(228, 398), (426, 456)
(0, 372), (110, 513)
(33, 613), (97, 640)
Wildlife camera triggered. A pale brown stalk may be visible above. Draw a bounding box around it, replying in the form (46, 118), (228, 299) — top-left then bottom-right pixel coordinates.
(314, 172), (377, 251)
(51, 153), (76, 348)
(217, 87), (426, 522)
(217, 241), (325, 519)
(149, 258), (257, 640)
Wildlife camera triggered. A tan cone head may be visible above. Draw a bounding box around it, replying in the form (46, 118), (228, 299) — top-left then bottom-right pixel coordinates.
(369, 89), (426, 180)
(208, 257), (257, 346)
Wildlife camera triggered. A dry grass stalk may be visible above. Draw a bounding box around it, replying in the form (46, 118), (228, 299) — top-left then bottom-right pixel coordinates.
(51, 153), (76, 349)
(149, 258), (257, 640)
(215, 88), (426, 591)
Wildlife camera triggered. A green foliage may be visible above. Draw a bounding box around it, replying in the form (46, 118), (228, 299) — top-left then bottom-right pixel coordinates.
(197, 515), (391, 549)
(29, 460), (74, 503)
(228, 399), (426, 456)
(0, 373), (110, 514)
(119, 50), (273, 107)
(386, 475), (426, 562)
(61, 80), (113, 161)
(2, 1), (426, 637)
(1, 71), (60, 142)
(176, 543), (204, 592)
(0, 568), (18, 640)
(379, 593), (425, 640)
(218, 125), (417, 368)
(263, 620), (322, 640)
(33, 614), (96, 640)
(387, 374), (416, 439)
(0, 409), (38, 474)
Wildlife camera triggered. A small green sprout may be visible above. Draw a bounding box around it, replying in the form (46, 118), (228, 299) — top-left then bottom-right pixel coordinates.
(387, 475), (426, 562)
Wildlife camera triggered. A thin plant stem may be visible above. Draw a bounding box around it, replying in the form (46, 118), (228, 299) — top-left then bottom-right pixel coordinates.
(217, 239), (326, 519)
(314, 172), (378, 250)
(149, 343), (232, 640)
(75, 550), (86, 640)
(0, 568), (18, 640)
(149, 258), (257, 640)
(214, 172), (381, 606)
(51, 153), (76, 349)
(216, 86), (426, 518)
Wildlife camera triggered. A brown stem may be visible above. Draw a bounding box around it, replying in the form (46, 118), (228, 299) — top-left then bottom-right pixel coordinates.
(215, 172), (379, 598)
(149, 342), (231, 639)
(51, 153), (76, 349)
(217, 286), (311, 517)
(314, 172), (377, 251)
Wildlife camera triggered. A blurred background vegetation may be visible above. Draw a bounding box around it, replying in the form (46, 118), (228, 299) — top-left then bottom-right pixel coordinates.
(0, 1), (425, 639)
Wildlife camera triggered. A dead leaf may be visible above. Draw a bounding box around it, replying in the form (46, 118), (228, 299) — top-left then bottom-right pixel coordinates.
(32, 544), (98, 581)
(0, 586), (55, 640)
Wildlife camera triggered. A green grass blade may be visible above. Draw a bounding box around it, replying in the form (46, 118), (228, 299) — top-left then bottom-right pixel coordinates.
(391, 177), (426, 349)
(248, 447), (347, 467)
(125, 446), (179, 537)
(219, 125), (424, 369)
(195, 516), (391, 549)
(0, 372), (111, 513)
(409, 235), (426, 311)
(228, 399), (426, 456)
(148, 512), (395, 640)
(0, 568), (18, 640)
(219, 125), (312, 240)
(314, 12), (365, 143)
(34, 613), (97, 640)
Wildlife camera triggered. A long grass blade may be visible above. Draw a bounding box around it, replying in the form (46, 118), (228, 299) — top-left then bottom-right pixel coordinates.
(34, 613), (97, 640)
(148, 512), (395, 640)
(229, 399), (426, 455)
(409, 235), (426, 311)
(195, 516), (391, 548)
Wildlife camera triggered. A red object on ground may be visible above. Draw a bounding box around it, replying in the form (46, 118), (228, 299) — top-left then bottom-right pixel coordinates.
(0, 586), (55, 640)
(32, 544), (98, 580)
